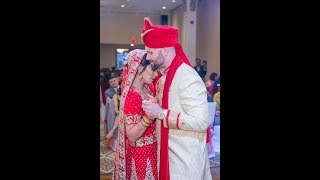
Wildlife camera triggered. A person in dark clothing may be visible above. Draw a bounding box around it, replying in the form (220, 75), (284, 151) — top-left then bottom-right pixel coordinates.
(194, 58), (206, 81)
(212, 76), (220, 95)
(202, 60), (208, 79)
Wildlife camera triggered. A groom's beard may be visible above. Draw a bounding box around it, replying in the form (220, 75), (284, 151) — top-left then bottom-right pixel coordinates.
(152, 51), (165, 71)
(152, 63), (161, 71)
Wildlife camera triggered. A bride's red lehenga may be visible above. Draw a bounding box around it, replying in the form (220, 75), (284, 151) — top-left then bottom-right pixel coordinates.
(124, 87), (157, 180)
(113, 49), (157, 180)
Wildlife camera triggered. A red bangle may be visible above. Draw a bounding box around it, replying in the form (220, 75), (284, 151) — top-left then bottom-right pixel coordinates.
(166, 110), (170, 128)
(176, 113), (181, 129)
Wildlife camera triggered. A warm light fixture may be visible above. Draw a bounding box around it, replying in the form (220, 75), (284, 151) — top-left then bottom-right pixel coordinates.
(162, 6), (166, 9)
(116, 48), (129, 53)
(121, 5), (125, 7)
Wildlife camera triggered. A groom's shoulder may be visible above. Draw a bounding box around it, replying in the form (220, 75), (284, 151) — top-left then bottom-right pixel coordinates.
(176, 63), (198, 77)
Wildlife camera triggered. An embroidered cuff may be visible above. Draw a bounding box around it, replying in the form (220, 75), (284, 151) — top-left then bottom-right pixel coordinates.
(162, 110), (183, 129)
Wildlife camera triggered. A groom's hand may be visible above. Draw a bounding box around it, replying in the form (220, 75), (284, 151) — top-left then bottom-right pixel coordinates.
(142, 100), (162, 119)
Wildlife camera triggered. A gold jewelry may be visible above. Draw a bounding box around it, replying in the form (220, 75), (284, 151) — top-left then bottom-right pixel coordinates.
(142, 117), (152, 124)
(143, 118), (152, 125)
(145, 115), (154, 121)
(140, 120), (150, 127)
(139, 75), (144, 85)
(143, 116), (153, 124)
(137, 75), (152, 96)
(141, 121), (149, 128)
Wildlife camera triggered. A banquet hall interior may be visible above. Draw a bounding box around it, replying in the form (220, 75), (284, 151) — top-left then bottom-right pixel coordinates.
(100, 0), (220, 179)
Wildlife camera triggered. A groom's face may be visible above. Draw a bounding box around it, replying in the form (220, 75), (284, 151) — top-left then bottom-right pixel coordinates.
(145, 47), (165, 71)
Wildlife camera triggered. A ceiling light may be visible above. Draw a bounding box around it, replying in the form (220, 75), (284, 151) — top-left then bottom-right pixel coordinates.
(121, 5), (125, 8)
(162, 6), (167, 10)
(172, 0), (176, 2)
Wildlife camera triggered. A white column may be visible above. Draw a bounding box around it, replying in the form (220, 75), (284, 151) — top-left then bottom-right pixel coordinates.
(183, 0), (198, 66)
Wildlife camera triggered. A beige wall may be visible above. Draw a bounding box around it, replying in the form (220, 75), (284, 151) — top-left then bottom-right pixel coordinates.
(170, 4), (186, 49)
(170, 0), (220, 79)
(197, 0), (220, 79)
(100, 44), (145, 69)
(100, 44), (116, 68)
(100, 12), (161, 44)
(100, 0), (220, 78)
(100, 12), (162, 69)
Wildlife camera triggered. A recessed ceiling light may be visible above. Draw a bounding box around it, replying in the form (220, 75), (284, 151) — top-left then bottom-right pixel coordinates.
(126, 0), (130, 1)
(121, 5), (125, 8)
(172, 0), (176, 2)
(162, 6), (167, 9)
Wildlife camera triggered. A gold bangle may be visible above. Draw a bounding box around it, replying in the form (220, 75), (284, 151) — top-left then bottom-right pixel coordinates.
(143, 117), (153, 124)
(143, 119), (152, 125)
(140, 120), (150, 128)
(145, 116), (154, 121)
(143, 118), (151, 125)
(143, 116), (154, 124)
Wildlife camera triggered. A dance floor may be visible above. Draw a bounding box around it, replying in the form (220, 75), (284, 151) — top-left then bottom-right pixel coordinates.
(100, 121), (220, 180)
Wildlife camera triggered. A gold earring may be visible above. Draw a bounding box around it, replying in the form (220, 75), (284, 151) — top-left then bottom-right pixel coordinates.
(139, 75), (144, 84)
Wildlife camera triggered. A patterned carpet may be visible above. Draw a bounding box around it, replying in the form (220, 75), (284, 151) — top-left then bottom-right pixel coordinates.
(209, 153), (220, 168)
(100, 121), (220, 179)
(100, 121), (115, 174)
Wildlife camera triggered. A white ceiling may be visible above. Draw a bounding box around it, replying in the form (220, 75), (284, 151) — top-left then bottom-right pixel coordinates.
(100, 0), (185, 15)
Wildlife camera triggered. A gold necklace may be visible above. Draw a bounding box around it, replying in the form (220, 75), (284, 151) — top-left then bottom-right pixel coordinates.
(139, 81), (152, 95)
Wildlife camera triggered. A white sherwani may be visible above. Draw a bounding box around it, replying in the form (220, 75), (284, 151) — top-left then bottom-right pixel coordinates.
(156, 63), (212, 180)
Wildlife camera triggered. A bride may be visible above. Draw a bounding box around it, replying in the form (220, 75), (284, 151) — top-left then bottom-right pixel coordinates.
(113, 49), (158, 180)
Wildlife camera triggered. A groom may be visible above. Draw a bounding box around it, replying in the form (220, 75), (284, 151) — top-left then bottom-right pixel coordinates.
(141, 17), (212, 180)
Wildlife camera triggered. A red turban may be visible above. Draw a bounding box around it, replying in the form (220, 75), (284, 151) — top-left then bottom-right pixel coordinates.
(141, 17), (191, 67)
(141, 17), (179, 48)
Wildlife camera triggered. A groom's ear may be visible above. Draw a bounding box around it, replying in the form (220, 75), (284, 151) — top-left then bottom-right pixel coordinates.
(161, 47), (169, 56)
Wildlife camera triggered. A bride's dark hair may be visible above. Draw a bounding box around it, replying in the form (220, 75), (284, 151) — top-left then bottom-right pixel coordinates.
(139, 54), (151, 74)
